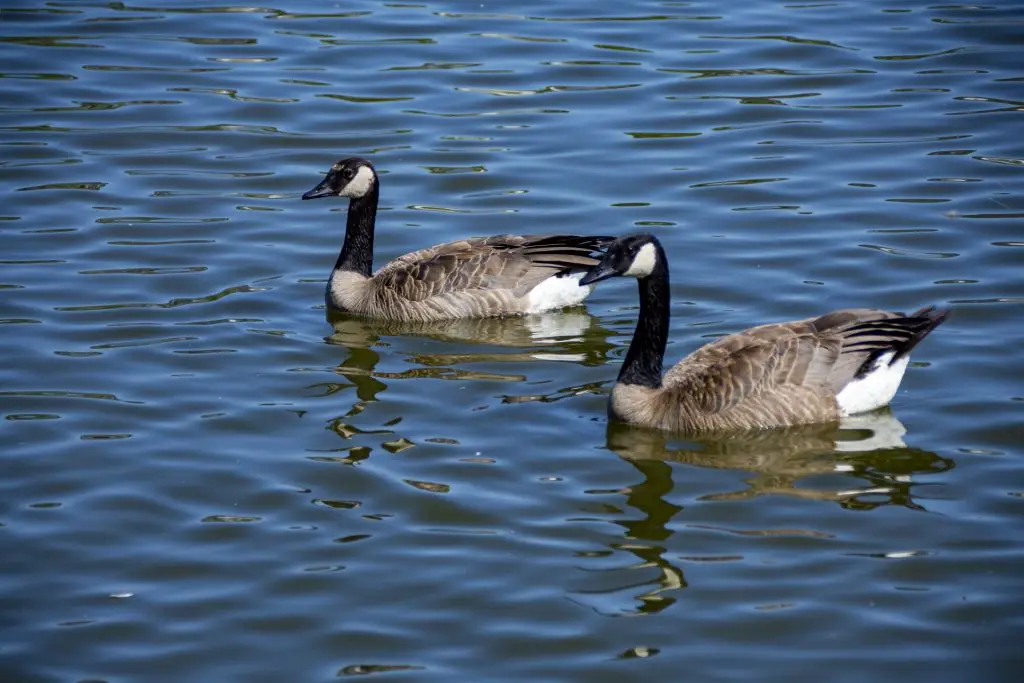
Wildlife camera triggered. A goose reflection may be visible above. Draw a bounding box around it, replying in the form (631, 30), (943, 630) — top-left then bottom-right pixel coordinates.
(311, 309), (613, 462)
(326, 307), (612, 369)
(325, 310), (614, 397)
(576, 412), (952, 616)
(606, 411), (951, 506)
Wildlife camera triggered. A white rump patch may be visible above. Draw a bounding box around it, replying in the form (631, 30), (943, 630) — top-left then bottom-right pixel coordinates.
(623, 242), (657, 278)
(525, 272), (592, 314)
(340, 165), (376, 198)
(836, 352), (910, 416)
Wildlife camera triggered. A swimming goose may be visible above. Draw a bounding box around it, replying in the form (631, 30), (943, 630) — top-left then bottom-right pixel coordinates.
(579, 234), (949, 433)
(301, 157), (613, 321)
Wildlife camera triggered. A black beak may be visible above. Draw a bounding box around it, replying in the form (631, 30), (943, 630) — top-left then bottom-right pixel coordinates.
(579, 262), (619, 286)
(302, 175), (335, 200)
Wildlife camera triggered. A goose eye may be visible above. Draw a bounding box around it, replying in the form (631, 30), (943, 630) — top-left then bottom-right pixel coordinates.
(343, 168), (355, 180)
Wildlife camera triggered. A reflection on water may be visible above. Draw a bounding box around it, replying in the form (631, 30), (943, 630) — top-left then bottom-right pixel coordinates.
(326, 307), (612, 371)
(580, 411), (953, 615)
(606, 411), (951, 507)
(326, 308), (609, 355)
(311, 309), (614, 463)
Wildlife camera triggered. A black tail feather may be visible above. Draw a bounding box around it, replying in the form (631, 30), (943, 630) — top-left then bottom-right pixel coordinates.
(845, 306), (948, 378)
(520, 235), (616, 276)
(893, 306), (949, 360)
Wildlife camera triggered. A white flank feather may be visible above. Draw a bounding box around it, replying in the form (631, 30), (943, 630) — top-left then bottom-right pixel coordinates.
(525, 272), (591, 314)
(836, 352), (910, 416)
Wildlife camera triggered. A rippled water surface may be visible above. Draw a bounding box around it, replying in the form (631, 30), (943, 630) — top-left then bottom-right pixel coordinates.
(2, 1), (1023, 681)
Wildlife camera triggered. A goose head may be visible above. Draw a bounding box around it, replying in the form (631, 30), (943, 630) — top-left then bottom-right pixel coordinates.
(302, 157), (378, 201)
(579, 233), (662, 285)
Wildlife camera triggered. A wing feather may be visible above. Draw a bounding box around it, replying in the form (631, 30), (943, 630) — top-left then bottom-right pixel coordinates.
(659, 307), (946, 416)
(372, 234), (612, 302)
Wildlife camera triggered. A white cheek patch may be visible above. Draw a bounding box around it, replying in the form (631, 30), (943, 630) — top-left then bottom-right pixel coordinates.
(340, 165), (375, 198)
(623, 242), (657, 278)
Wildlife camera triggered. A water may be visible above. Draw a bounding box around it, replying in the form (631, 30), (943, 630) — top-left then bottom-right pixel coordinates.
(2, 1), (1022, 681)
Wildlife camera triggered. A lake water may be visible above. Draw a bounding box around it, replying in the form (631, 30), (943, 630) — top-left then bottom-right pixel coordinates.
(2, 1), (1022, 681)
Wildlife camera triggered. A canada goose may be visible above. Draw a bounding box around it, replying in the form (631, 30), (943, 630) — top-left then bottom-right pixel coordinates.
(301, 157), (613, 321)
(579, 234), (949, 433)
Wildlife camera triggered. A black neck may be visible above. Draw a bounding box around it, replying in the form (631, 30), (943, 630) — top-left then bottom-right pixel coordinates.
(335, 186), (379, 277)
(618, 246), (669, 389)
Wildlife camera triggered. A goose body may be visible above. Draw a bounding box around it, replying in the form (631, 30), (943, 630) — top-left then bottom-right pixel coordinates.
(580, 235), (948, 434)
(302, 157), (613, 322)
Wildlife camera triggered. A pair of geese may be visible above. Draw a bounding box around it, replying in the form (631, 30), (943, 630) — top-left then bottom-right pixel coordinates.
(302, 157), (948, 434)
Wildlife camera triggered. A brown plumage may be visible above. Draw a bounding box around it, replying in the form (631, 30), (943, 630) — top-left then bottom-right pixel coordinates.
(580, 234), (949, 434)
(302, 157), (612, 321)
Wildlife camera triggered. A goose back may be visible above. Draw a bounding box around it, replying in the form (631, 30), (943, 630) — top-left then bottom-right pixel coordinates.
(329, 234), (611, 321)
(611, 306), (947, 433)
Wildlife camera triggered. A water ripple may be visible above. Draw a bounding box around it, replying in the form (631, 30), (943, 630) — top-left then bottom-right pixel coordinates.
(2, 1), (1021, 680)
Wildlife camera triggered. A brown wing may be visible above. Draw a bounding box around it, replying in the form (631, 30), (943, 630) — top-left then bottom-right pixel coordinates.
(662, 308), (905, 413)
(663, 331), (836, 414)
(372, 234), (612, 302)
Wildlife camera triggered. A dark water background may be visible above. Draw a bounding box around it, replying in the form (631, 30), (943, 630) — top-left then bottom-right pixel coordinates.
(1, 1), (1022, 681)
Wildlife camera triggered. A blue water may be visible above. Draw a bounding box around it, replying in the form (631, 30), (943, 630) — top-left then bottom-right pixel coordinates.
(1, 1), (1022, 681)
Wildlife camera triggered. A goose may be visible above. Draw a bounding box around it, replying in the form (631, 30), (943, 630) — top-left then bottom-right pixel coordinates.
(301, 157), (613, 321)
(579, 234), (949, 433)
